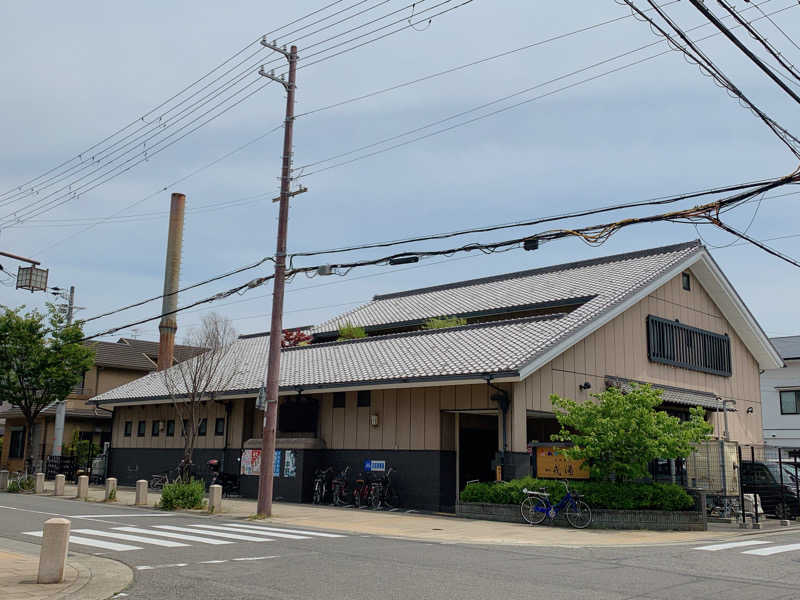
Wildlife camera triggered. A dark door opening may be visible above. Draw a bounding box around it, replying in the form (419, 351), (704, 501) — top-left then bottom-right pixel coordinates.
(459, 414), (498, 488)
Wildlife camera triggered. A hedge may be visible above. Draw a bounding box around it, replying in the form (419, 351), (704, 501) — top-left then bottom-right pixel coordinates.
(459, 477), (696, 511)
(159, 478), (206, 511)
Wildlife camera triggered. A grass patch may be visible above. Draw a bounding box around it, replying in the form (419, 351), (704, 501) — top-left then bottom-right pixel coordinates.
(158, 478), (205, 511)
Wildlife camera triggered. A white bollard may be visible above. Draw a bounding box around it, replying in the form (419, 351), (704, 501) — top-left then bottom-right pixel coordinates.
(37, 518), (70, 584)
(0, 470), (8, 491)
(135, 479), (148, 506)
(77, 475), (89, 500)
(209, 484), (222, 513)
(54, 474), (65, 496)
(35, 472), (45, 494)
(105, 477), (118, 501)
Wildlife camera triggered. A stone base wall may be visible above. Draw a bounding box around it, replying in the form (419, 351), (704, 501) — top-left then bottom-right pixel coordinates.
(456, 502), (707, 531)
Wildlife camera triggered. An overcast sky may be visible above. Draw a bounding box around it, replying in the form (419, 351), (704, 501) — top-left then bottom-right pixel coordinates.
(1, 0), (798, 344)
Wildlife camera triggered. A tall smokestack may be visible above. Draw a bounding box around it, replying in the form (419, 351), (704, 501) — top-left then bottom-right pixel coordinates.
(158, 192), (186, 371)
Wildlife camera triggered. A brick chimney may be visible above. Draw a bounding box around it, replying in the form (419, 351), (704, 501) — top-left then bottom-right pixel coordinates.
(157, 192), (186, 371)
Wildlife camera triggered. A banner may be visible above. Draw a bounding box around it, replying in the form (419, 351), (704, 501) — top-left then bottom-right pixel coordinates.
(536, 446), (589, 479)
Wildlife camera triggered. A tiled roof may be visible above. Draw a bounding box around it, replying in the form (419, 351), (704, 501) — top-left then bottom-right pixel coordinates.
(92, 242), (704, 403)
(770, 335), (800, 360)
(117, 338), (206, 363)
(605, 376), (720, 410)
(0, 402), (111, 419)
(88, 341), (156, 371)
(312, 242), (701, 334)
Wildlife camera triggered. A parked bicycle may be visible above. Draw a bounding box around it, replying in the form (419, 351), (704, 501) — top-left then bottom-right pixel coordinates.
(520, 480), (592, 529)
(149, 468), (180, 490)
(352, 472), (373, 509)
(312, 466), (334, 505)
(331, 466), (352, 506)
(369, 467), (399, 510)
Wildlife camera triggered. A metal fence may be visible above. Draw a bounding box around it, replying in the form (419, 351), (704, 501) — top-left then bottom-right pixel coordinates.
(738, 445), (800, 523)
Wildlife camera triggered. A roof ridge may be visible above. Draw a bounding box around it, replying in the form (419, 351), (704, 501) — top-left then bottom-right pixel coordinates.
(283, 312), (567, 352)
(372, 240), (702, 302)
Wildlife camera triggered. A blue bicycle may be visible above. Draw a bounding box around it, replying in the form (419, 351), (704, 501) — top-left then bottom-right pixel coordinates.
(521, 480), (592, 528)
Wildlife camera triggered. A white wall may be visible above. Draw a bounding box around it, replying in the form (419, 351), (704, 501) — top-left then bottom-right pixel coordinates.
(761, 358), (800, 447)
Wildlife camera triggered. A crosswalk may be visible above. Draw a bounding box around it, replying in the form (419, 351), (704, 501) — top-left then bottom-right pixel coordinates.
(23, 521), (345, 552)
(693, 539), (800, 556)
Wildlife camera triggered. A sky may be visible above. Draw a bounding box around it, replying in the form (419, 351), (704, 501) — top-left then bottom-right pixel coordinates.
(0, 0), (798, 344)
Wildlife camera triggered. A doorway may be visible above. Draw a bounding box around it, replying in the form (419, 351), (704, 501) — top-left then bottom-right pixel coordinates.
(458, 413), (498, 488)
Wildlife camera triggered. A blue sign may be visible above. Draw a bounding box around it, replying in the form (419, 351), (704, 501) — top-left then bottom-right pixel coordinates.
(274, 450), (282, 477)
(364, 459), (386, 473)
(364, 459), (372, 472)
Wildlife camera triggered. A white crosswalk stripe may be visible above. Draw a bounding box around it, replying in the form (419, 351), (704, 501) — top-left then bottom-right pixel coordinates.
(224, 524), (345, 538)
(23, 531), (142, 552)
(189, 524), (310, 540)
(152, 525), (276, 542)
(113, 527), (234, 545)
(72, 528), (189, 548)
(693, 540), (770, 551)
(742, 543), (800, 556)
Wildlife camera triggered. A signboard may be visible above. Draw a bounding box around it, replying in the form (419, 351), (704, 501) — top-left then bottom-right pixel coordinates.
(240, 449), (284, 477)
(364, 459), (386, 472)
(283, 450), (296, 478)
(273, 450), (282, 476)
(536, 446), (589, 480)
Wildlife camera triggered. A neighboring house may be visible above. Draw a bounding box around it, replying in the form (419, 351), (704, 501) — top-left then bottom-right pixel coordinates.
(92, 241), (781, 511)
(761, 335), (800, 447)
(0, 338), (202, 473)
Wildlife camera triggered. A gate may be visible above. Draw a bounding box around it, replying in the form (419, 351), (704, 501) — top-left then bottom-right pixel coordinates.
(739, 445), (800, 522)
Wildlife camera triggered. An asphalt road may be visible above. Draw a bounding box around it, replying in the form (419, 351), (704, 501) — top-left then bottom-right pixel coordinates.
(2, 494), (800, 600)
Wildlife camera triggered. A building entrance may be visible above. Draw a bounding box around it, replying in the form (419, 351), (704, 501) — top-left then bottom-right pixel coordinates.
(458, 413), (498, 488)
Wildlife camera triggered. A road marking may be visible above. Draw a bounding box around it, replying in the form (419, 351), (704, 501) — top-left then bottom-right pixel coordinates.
(24, 531), (142, 552)
(71, 529), (189, 547)
(136, 563), (188, 571)
(232, 555), (279, 561)
(192, 524), (310, 540)
(113, 527), (234, 545)
(742, 543), (800, 556)
(225, 524), (345, 538)
(693, 540), (771, 551)
(199, 560), (229, 564)
(153, 525), (275, 542)
(72, 513), (170, 518)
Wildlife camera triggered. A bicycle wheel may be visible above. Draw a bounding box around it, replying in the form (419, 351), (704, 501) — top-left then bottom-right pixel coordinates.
(312, 482), (322, 505)
(521, 497), (548, 525)
(384, 486), (399, 510)
(565, 500), (592, 529)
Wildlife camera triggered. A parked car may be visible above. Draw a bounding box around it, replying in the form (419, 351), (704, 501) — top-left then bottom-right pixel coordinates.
(740, 461), (800, 519)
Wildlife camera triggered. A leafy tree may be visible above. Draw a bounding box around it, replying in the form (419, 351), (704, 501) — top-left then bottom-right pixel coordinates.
(551, 383), (712, 482)
(281, 328), (312, 347)
(422, 315), (467, 330)
(64, 430), (100, 469)
(337, 322), (366, 341)
(0, 305), (94, 472)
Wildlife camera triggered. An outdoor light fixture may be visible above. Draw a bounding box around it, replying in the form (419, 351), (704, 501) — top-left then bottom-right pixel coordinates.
(578, 381), (591, 391)
(16, 265), (49, 292)
(370, 414), (379, 427)
(747, 406), (754, 414)
(389, 255), (419, 265)
(523, 238), (539, 251)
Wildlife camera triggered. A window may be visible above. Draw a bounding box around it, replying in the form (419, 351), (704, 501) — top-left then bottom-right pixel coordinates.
(682, 272), (691, 291)
(278, 396), (319, 434)
(198, 418), (207, 436)
(137, 420), (146, 437)
(357, 390), (371, 407)
(152, 420), (160, 437)
(333, 392), (346, 408)
(780, 390), (800, 415)
(215, 417), (225, 436)
(646, 315), (732, 377)
(166, 420), (175, 436)
(9, 428), (25, 458)
(124, 421), (132, 437)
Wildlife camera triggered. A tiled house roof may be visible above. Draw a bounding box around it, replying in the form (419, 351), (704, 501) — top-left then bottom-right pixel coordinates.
(770, 335), (800, 360)
(88, 341), (157, 371)
(117, 338), (206, 363)
(92, 241), (711, 404)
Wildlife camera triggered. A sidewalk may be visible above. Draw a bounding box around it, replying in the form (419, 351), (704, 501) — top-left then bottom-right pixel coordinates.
(52, 482), (797, 547)
(0, 537), (132, 600)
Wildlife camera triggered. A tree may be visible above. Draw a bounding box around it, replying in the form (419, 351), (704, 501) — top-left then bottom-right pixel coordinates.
(281, 328), (311, 347)
(551, 383), (712, 482)
(337, 322), (366, 341)
(163, 313), (239, 480)
(422, 315), (467, 330)
(0, 305), (94, 472)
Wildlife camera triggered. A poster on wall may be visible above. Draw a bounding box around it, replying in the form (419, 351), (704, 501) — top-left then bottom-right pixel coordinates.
(284, 450), (296, 478)
(240, 449), (261, 476)
(536, 446), (590, 479)
(273, 450), (282, 477)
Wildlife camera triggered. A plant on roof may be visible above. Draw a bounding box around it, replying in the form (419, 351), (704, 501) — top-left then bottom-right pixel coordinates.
(336, 322), (366, 341)
(550, 383), (712, 483)
(422, 315), (467, 330)
(282, 328), (312, 347)
(0, 305), (94, 474)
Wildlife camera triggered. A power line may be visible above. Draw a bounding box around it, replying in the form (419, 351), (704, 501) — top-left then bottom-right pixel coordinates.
(751, 0), (800, 52)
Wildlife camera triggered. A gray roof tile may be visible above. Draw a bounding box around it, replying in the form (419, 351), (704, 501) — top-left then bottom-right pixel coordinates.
(770, 336), (800, 360)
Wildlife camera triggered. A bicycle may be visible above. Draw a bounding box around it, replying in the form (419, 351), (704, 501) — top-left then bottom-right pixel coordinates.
(352, 472), (373, 509)
(369, 467), (399, 510)
(331, 466), (352, 506)
(312, 467), (333, 505)
(149, 468), (180, 490)
(520, 480), (592, 529)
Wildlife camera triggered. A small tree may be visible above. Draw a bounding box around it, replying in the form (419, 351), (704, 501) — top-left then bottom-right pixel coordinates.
(64, 430), (100, 469)
(163, 313), (239, 480)
(422, 315), (467, 330)
(337, 322), (366, 341)
(282, 328), (311, 347)
(551, 384), (712, 482)
(0, 306), (94, 472)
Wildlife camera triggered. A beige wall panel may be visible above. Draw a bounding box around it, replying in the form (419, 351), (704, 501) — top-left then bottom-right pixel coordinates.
(332, 403), (345, 449)
(319, 394), (332, 447)
(454, 386), (472, 410)
(539, 366), (554, 412)
(410, 389), (426, 449)
(356, 406), (370, 449)
(511, 388), (527, 452)
(382, 389), (397, 450)
(344, 392), (358, 448)
(395, 389), (411, 450)
(440, 386), (455, 411)
(424, 388), (440, 451)
(369, 391), (383, 450)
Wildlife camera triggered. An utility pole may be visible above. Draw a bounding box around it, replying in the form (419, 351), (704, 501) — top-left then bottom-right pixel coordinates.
(52, 285), (75, 458)
(256, 41), (298, 517)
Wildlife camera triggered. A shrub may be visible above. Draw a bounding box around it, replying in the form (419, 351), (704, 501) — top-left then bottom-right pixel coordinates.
(422, 315), (467, 330)
(159, 478), (205, 511)
(459, 478), (696, 511)
(337, 322), (367, 341)
(7, 479), (21, 493)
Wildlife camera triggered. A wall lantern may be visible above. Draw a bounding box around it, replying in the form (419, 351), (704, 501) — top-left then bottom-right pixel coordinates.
(16, 265), (49, 292)
(370, 414), (379, 427)
(578, 381), (592, 391)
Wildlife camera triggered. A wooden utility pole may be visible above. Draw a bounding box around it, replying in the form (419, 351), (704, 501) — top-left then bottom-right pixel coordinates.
(256, 42), (298, 517)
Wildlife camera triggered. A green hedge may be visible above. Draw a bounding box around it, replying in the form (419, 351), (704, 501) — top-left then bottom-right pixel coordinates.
(159, 478), (206, 511)
(460, 477), (696, 511)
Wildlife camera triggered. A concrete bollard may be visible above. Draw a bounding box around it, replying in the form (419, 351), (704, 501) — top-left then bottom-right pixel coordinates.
(35, 472), (45, 494)
(54, 474), (65, 496)
(77, 475), (89, 500)
(105, 477), (118, 501)
(0, 470), (8, 491)
(37, 518), (70, 584)
(135, 480), (148, 506)
(209, 484), (222, 513)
